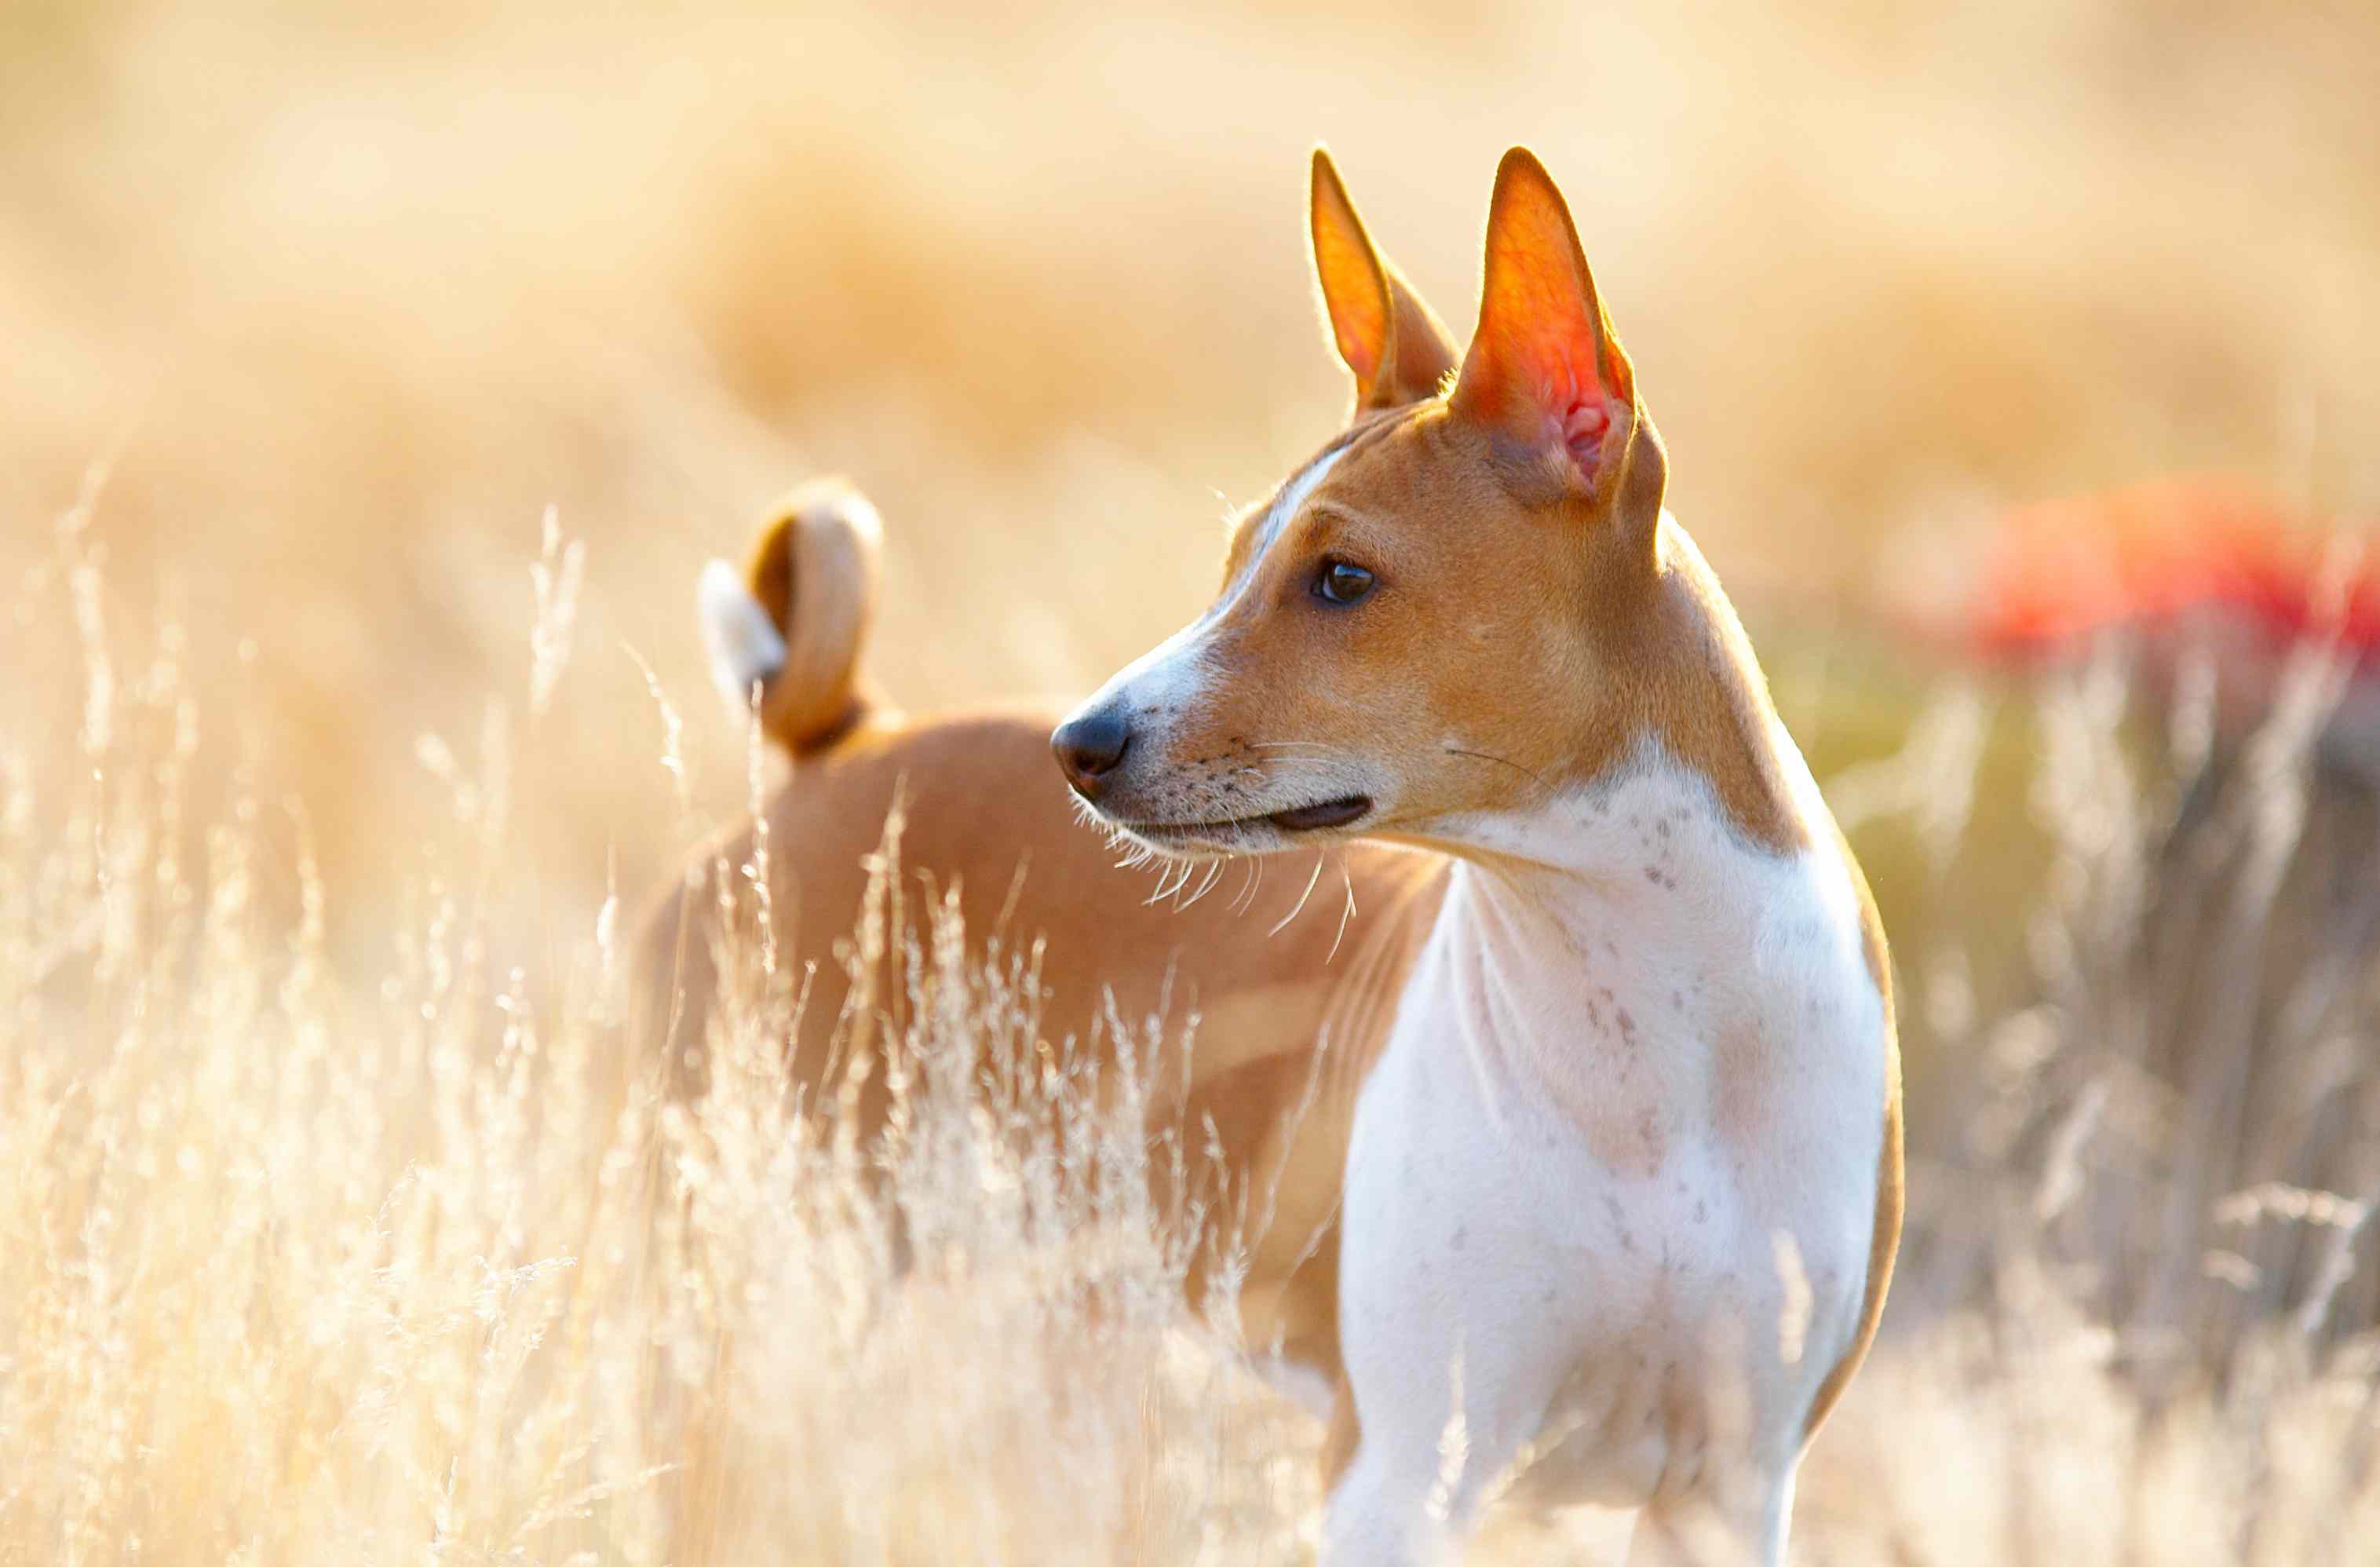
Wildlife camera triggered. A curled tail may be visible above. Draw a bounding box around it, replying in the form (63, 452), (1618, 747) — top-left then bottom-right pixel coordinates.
(699, 476), (884, 757)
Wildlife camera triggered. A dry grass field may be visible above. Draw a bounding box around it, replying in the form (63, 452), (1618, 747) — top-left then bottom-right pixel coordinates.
(6, 0), (2380, 1561)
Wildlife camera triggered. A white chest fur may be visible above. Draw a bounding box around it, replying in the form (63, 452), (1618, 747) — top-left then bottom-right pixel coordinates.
(1325, 739), (1887, 1559)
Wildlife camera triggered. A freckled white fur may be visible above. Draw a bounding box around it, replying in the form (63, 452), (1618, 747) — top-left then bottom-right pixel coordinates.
(699, 557), (787, 708)
(1326, 740), (1885, 1565)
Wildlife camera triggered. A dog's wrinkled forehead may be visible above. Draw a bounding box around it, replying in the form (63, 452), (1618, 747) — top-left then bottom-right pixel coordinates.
(1220, 406), (1418, 595)
(1217, 446), (1343, 601)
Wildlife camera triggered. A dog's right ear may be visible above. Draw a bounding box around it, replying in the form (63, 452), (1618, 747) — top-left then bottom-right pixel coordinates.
(1309, 147), (1458, 415)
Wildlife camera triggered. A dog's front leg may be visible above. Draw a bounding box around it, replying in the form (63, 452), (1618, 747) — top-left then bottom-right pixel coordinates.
(1320, 1016), (1579, 1563)
(1317, 1281), (1571, 1565)
(1320, 1423), (1455, 1566)
(1626, 1468), (1796, 1567)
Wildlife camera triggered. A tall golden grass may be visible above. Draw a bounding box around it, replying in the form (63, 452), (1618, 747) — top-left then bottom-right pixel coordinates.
(8, 1), (2380, 1560)
(4, 513), (1318, 1564)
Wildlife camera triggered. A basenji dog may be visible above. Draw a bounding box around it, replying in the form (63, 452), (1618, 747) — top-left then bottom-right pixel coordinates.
(649, 147), (1900, 1565)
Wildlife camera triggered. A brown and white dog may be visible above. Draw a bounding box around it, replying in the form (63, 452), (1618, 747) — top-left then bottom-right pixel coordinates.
(652, 148), (1900, 1564)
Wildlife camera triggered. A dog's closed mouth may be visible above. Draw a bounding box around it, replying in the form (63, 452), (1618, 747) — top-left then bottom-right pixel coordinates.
(1264, 794), (1371, 831)
(1123, 794), (1373, 838)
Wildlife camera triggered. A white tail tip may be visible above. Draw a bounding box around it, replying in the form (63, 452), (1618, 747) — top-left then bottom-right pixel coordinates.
(698, 557), (788, 710)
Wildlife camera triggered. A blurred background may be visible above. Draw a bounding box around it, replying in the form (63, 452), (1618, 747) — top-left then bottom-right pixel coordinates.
(8, 0), (2380, 1402)
(9, 0), (2376, 895)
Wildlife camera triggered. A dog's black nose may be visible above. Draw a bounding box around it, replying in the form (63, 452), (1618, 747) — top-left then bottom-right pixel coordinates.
(1051, 708), (1131, 795)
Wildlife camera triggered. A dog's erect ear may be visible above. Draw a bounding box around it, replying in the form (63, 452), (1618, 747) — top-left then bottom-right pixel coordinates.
(1448, 148), (1640, 498)
(1309, 148), (1459, 414)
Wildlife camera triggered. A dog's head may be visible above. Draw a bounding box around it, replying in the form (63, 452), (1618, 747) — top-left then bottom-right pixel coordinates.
(1057, 148), (1711, 863)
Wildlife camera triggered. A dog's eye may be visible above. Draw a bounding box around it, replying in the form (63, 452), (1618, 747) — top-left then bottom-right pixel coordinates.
(1314, 559), (1376, 606)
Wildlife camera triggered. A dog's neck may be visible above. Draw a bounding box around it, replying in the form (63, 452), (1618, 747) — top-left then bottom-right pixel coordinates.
(1411, 729), (1838, 1116)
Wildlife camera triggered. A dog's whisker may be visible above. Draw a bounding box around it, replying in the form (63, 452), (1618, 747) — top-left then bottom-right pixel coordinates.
(1177, 857), (1228, 911)
(1443, 743), (1554, 793)
(1145, 857), (1195, 906)
(1229, 856), (1265, 915)
(1329, 859), (1357, 963)
(1268, 849), (1327, 937)
(1170, 857), (1211, 910)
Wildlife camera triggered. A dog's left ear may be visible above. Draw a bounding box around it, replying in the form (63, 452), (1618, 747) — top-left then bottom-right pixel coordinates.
(1309, 148), (1460, 414)
(1448, 148), (1641, 502)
